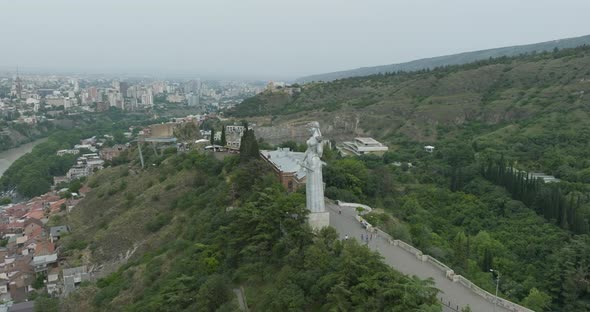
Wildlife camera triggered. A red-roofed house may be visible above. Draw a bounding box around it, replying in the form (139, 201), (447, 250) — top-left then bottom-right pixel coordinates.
(5, 205), (27, 220)
(23, 219), (44, 238)
(24, 210), (44, 221)
(27, 227), (44, 242)
(34, 240), (55, 256)
(26, 201), (44, 211)
(49, 199), (66, 214)
(6, 222), (25, 232)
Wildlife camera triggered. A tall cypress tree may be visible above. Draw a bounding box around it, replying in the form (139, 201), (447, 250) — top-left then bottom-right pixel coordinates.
(220, 125), (227, 147)
(210, 128), (215, 145)
(239, 129), (259, 162)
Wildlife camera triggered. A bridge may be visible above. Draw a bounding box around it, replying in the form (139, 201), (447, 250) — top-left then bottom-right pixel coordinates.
(327, 202), (533, 312)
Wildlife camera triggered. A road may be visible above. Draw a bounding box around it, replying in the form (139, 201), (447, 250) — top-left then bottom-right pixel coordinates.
(327, 203), (511, 312)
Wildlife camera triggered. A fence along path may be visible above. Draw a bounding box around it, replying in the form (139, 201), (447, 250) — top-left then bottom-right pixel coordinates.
(330, 201), (534, 312)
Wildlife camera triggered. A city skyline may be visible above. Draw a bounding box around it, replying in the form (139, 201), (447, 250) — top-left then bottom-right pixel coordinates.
(2, 0), (590, 80)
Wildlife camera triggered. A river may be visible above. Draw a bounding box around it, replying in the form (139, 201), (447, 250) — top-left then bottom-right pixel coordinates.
(0, 138), (48, 177)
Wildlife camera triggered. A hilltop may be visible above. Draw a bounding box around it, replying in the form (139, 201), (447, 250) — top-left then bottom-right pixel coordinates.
(54, 149), (441, 311)
(296, 34), (590, 83)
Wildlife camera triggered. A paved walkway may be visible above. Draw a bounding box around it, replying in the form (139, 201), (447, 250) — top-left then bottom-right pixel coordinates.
(233, 287), (249, 311)
(327, 203), (511, 312)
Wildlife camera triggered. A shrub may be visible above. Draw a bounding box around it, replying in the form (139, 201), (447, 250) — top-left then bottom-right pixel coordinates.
(66, 238), (88, 251)
(94, 271), (128, 307)
(145, 214), (172, 232)
(0, 197), (12, 205)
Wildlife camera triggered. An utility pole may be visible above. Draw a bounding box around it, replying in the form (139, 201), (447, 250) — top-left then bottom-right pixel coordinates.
(490, 269), (500, 312)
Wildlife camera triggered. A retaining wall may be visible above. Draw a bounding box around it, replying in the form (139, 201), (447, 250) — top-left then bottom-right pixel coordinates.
(336, 200), (373, 213)
(344, 202), (534, 312)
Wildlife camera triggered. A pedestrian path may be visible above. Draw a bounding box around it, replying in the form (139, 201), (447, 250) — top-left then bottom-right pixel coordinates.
(327, 203), (513, 312)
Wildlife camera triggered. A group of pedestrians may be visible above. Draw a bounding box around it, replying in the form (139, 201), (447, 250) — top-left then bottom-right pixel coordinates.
(343, 231), (377, 246)
(338, 204), (377, 246)
(360, 232), (375, 244)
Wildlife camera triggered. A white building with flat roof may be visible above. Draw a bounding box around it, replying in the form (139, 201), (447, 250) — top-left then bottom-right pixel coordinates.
(340, 137), (389, 156)
(56, 149), (80, 156)
(225, 125), (247, 150)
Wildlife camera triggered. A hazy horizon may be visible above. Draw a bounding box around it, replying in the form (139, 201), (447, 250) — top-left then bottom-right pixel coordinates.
(2, 0), (590, 80)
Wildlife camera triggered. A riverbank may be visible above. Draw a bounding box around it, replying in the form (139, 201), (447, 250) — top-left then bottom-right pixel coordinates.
(0, 138), (48, 177)
(0, 138), (48, 202)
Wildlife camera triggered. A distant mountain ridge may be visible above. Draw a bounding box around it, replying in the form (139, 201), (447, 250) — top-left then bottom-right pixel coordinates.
(296, 34), (590, 83)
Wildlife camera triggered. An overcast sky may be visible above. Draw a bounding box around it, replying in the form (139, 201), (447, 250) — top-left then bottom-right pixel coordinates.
(1, 0), (590, 80)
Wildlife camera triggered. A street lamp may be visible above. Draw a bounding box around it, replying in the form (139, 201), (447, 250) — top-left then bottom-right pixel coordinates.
(490, 269), (500, 312)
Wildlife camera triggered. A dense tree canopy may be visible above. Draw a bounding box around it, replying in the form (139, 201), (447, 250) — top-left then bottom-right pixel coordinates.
(60, 150), (441, 311)
(321, 140), (589, 311)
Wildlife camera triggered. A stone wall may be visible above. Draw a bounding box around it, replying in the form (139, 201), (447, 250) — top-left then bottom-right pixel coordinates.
(254, 115), (359, 145)
(338, 201), (534, 312)
(254, 126), (309, 145)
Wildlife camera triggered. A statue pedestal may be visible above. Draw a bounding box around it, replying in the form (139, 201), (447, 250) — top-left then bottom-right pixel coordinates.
(308, 211), (330, 230)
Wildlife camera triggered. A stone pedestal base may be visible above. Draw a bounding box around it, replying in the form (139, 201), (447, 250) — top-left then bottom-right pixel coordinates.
(308, 211), (330, 230)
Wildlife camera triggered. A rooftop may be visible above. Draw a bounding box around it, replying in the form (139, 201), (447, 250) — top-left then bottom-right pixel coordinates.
(355, 137), (381, 145)
(50, 226), (69, 238)
(31, 253), (58, 267)
(63, 265), (87, 277)
(341, 137), (388, 156)
(260, 148), (307, 179)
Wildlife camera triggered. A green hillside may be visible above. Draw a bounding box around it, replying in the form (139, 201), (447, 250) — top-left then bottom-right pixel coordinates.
(231, 45), (590, 181)
(296, 34), (590, 82)
(226, 45), (590, 311)
(57, 149), (441, 311)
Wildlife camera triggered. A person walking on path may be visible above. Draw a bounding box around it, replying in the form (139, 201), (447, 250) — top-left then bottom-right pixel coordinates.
(361, 233), (364, 241)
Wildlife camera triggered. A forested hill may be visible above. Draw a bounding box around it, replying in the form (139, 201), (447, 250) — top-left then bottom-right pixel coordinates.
(55, 148), (441, 311)
(229, 44), (590, 311)
(296, 33), (590, 82)
(231, 45), (590, 181)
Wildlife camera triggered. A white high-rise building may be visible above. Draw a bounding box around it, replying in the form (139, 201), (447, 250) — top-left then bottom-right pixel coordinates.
(141, 89), (153, 106)
(188, 93), (200, 107)
(64, 97), (72, 110)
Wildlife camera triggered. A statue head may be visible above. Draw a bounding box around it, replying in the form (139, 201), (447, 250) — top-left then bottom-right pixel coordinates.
(306, 121), (323, 147)
(307, 121), (320, 134)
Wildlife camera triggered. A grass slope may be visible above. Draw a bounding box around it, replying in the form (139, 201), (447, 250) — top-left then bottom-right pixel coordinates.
(231, 46), (590, 181)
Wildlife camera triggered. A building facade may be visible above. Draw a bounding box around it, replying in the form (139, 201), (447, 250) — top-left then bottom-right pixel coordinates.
(340, 137), (389, 156)
(260, 148), (307, 192)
